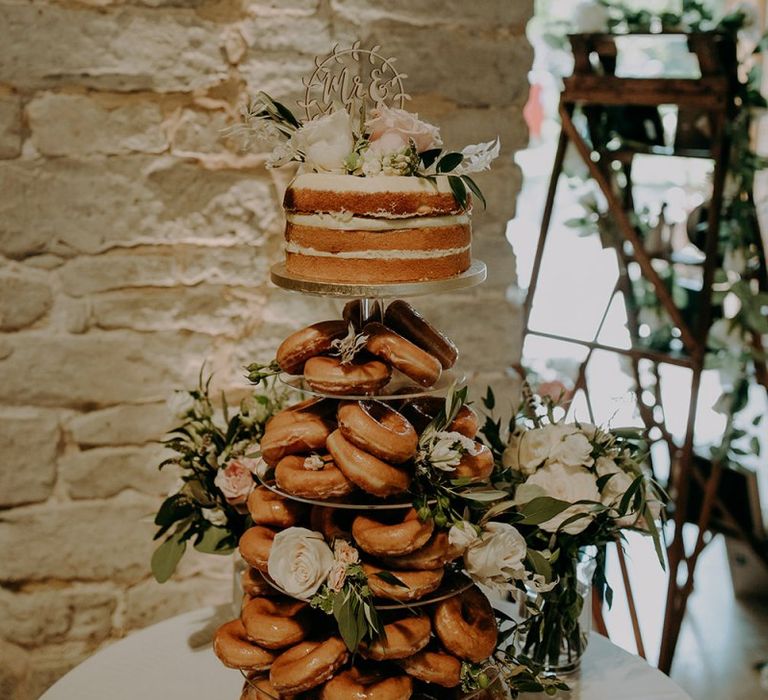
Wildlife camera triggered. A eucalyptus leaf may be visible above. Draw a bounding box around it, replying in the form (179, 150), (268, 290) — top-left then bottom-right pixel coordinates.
(436, 152), (464, 173)
(194, 525), (233, 554)
(518, 496), (571, 525)
(151, 528), (187, 583)
(462, 175), (487, 210)
(447, 175), (469, 210)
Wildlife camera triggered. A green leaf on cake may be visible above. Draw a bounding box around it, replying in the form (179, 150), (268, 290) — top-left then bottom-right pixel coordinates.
(151, 527), (188, 583)
(420, 148), (442, 169)
(461, 175), (487, 210)
(448, 175), (469, 210)
(437, 152), (464, 173)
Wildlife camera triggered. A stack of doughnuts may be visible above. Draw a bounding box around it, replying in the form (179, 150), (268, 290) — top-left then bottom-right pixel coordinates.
(213, 300), (502, 699)
(274, 300), (458, 395)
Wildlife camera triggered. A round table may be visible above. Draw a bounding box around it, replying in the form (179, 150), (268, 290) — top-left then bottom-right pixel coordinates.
(41, 606), (691, 700)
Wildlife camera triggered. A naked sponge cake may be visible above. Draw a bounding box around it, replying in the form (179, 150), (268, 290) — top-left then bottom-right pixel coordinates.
(283, 173), (472, 283)
(232, 79), (499, 284)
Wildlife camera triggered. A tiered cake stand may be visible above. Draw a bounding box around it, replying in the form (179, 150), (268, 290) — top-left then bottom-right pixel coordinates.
(239, 260), (510, 699)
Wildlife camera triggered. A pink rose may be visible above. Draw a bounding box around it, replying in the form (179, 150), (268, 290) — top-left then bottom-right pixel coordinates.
(333, 539), (359, 566)
(214, 460), (256, 505)
(365, 105), (442, 153)
(327, 562), (347, 592)
(537, 380), (574, 405)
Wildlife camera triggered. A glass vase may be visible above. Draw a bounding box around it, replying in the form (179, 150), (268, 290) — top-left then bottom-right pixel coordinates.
(517, 547), (597, 676)
(232, 551), (247, 617)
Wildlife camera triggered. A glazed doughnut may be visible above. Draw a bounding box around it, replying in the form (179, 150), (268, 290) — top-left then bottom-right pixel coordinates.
(381, 531), (460, 571)
(338, 401), (418, 464)
(363, 563), (444, 602)
(304, 356), (392, 396)
(241, 596), (311, 650)
(265, 398), (337, 431)
(361, 613), (431, 661)
(364, 323), (442, 388)
(453, 444), (494, 482)
(269, 638), (348, 694)
(276, 320), (348, 374)
(352, 508), (433, 557)
(398, 398), (477, 438)
(239, 526), (276, 572)
(450, 405), (479, 439)
(310, 506), (351, 542)
(397, 648), (462, 688)
(260, 410), (333, 467)
(433, 586), (498, 663)
(241, 566), (279, 598)
(213, 619), (276, 671)
(247, 485), (305, 528)
(241, 675), (295, 700)
(320, 667), (413, 700)
(326, 430), (411, 497)
(275, 454), (356, 500)
(384, 300), (459, 369)
(343, 299), (383, 332)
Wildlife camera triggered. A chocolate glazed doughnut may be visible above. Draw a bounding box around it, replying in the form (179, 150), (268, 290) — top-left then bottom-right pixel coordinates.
(384, 299), (459, 369)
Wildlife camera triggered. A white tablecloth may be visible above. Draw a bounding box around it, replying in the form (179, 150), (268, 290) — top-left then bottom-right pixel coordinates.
(41, 606), (691, 700)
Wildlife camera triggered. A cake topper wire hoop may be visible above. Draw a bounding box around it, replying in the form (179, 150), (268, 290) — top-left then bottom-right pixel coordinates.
(300, 42), (410, 120)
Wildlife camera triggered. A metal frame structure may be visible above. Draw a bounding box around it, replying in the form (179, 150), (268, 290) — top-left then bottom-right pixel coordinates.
(521, 31), (766, 673)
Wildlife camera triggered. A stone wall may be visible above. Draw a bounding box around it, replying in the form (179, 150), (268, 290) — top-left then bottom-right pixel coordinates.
(0, 1), (532, 697)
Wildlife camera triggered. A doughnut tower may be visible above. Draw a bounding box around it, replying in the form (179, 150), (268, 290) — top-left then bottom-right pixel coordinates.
(212, 259), (513, 699)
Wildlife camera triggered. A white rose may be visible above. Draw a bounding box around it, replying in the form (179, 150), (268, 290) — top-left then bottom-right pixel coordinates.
(517, 462), (600, 535)
(292, 109), (354, 173)
(201, 507), (227, 527)
(464, 522), (528, 591)
(365, 104), (441, 153)
(448, 520), (479, 553)
(549, 428), (594, 468)
(427, 431), (475, 471)
(516, 424), (570, 474)
(267, 527), (334, 600)
(596, 456), (637, 527)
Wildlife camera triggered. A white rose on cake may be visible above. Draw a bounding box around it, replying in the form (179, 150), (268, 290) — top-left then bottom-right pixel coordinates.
(463, 521), (528, 591)
(516, 461), (600, 535)
(268, 527), (334, 599)
(291, 109), (354, 173)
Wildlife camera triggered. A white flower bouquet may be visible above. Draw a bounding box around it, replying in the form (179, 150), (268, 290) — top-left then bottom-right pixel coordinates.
(151, 372), (286, 583)
(478, 385), (666, 672)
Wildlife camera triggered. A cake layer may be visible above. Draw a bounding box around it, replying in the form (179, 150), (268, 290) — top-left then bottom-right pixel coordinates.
(285, 248), (471, 283)
(285, 222), (471, 253)
(284, 173), (464, 217)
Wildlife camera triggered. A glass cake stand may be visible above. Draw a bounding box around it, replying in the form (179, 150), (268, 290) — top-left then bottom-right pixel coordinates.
(259, 479), (426, 511)
(270, 260), (487, 299)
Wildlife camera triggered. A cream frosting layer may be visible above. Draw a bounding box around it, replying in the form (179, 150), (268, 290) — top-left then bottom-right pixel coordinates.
(286, 212), (470, 231)
(285, 242), (470, 260)
(290, 173), (454, 194)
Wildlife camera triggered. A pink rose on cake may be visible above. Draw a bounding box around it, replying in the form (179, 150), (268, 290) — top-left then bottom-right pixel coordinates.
(214, 459), (256, 505)
(291, 109), (354, 172)
(365, 105), (442, 153)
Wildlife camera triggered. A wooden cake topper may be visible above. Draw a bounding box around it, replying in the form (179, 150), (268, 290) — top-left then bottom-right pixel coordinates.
(300, 42), (410, 120)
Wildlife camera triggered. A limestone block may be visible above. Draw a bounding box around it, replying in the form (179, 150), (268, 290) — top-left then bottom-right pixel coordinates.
(0, 331), (212, 407)
(0, 158), (278, 258)
(67, 402), (173, 446)
(239, 53), (319, 108)
(170, 108), (233, 155)
(60, 444), (175, 499)
(362, 22), (532, 107)
(58, 245), (272, 297)
(0, 639), (30, 700)
(123, 575), (227, 632)
(0, 407), (60, 507)
(27, 93), (167, 156)
(0, 273), (53, 330)
(89, 285), (267, 335)
(0, 5), (228, 92)
(239, 14), (331, 56)
(0, 94), (22, 159)
(331, 0), (532, 28)
(0, 587), (117, 646)
(0, 492), (160, 583)
(245, 0), (320, 13)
